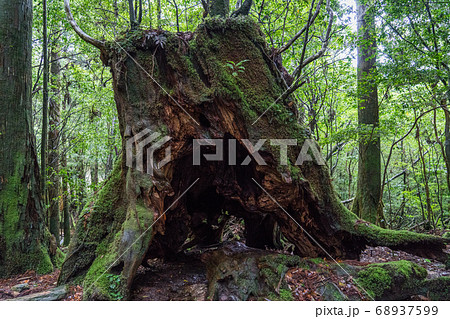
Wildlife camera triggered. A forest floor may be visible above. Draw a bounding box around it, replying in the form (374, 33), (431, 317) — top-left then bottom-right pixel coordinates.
(0, 269), (82, 301)
(0, 245), (448, 301)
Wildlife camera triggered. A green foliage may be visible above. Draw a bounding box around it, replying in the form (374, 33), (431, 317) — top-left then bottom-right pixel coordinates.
(268, 288), (294, 301)
(106, 274), (124, 300)
(225, 59), (249, 77)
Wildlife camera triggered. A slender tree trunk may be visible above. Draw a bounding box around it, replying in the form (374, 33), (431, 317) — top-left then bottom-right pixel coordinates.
(91, 155), (99, 189)
(138, 0), (143, 25)
(48, 49), (61, 243)
(128, 0), (137, 29)
(157, 0), (161, 29)
(416, 124), (434, 228)
(173, 1), (180, 32)
(147, 0), (152, 29)
(62, 75), (71, 246)
(41, 0), (49, 203)
(77, 157), (86, 216)
(409, 149), (426, 222)
(440, 100), (450, 192)
(105, 119), (116, 176)
(352, 0), (381, 225)
(62, 156), (70, 246)
(0, 0), (53, 277)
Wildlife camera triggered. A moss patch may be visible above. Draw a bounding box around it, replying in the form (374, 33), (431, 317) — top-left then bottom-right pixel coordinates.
(422, 277), (450, 301)
(0, 152), (53, 277)
(356, 260), (427, 299)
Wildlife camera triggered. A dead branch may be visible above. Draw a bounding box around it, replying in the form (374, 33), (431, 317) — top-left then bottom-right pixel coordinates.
(64, 0), (105, 50)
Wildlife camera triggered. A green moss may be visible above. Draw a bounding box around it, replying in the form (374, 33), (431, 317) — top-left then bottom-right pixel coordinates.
(356, 260), (427, 299)
(58, 160), (125, 286)
(0, 152), (53, 277)
(356, 223), (443, 247)
(309, 257), (326, 265)
(357, 266), (392, 298)
(52, 248), (66, 269)
(267, 288), (294, 301)
(82, 195), (154, 300)
(423, 277), (450, 301)
(0, 154), (27, 250)
(190, 16), (292, 127)
(83, 251), (117, 300)
(36, 247), (54, 274)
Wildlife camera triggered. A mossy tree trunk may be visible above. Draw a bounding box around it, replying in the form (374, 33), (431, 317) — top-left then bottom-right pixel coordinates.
(352, 0), (381, 225)
(209, 0), (230, 17)
(59, 6), (446, 300)
(0, 0), (53, 277)
(41, 0), (49, 203)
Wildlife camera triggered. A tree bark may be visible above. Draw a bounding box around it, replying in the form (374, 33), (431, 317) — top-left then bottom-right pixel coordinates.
(416, 124), (434, 228)
(41, 0), (49, 202)
(352, 0), (381, 225)
(59, 10), (446, 300)
(62, 74), (71, 246)
(0, 0), (53, 277)
(48, 49), (61, 243)
(128, 0), (137, 29)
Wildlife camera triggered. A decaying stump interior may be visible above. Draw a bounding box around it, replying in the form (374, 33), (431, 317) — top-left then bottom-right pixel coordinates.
(58, 17), (446, 300)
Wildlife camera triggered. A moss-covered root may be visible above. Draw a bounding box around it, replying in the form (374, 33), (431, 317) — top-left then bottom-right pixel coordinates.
(354, 222), (446, 261)
(203, 242), (306, 301)
(335, 201), (445, 260)
(82, 201), (154, 300)
(356, 260), (428, 300)
(58, 162), (155, 300)
(82, 169), (154, 300)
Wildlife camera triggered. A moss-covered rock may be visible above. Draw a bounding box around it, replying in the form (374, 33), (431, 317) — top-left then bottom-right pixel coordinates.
(421, 277), (450, 301)
(356, 260), (428, 300)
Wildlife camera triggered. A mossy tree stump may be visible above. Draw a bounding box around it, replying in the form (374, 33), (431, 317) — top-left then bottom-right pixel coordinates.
(59, 15), (446, 300)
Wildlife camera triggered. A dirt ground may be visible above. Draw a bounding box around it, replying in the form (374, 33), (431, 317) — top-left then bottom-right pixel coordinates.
(0, 245), (448, 301)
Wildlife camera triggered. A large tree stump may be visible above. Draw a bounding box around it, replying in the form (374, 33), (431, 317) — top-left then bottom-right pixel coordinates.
(59, 17), (446, 300)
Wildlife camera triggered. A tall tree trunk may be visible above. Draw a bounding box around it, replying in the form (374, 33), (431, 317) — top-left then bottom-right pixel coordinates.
(441, 100), (450, 193)
(105, 117), (116, 176)
(128, 0), (137, 29)
(62, 155), (70, 246)
(48, 49), (61, 243)
(91, 155), (99, 189)
(416, 124), (434, 228)
(157, 0), (161, 29)
(147, 0), (152, 29)
(60, 3), (445, 300)
(62, 74), (71, 246)
(76, 156), (86, 216)
(41, 0), (49, 203)
(0, 0), (53, 277)
(352, 0), (381, 225)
